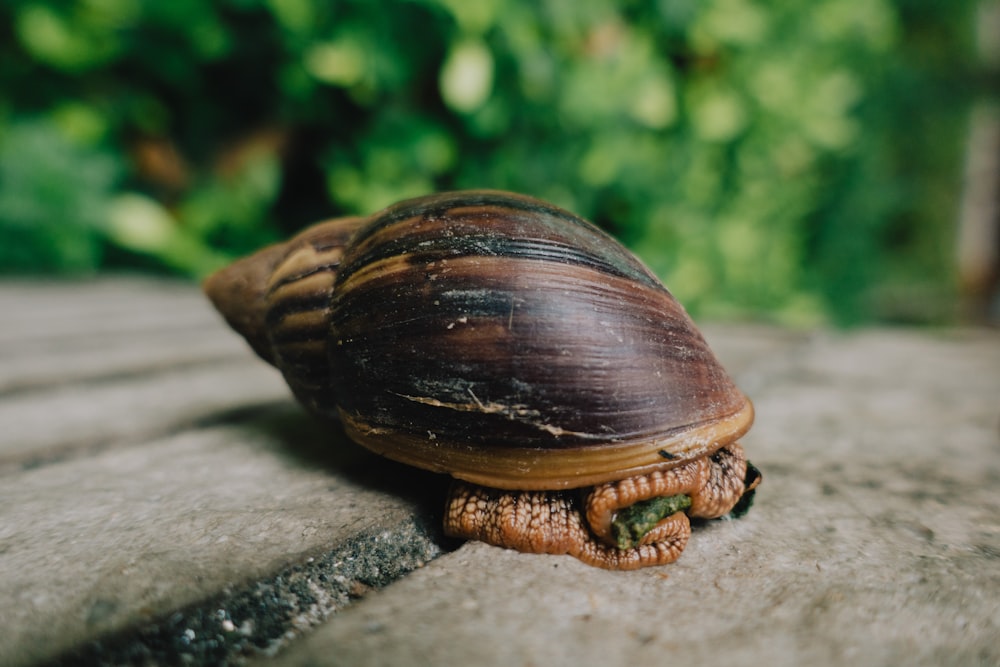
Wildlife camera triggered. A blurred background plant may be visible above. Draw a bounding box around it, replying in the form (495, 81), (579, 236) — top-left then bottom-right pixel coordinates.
(0, 0), (992, 325)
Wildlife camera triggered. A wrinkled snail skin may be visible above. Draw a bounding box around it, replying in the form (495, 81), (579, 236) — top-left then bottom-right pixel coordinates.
(446, 442), (758, 569)
(204, 189), (761, 570)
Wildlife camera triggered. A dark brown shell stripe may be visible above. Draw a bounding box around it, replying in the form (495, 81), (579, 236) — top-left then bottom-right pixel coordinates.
(203, 190), (753, 491)
(261, 216), (366, 410)
(328, 191), (748, 461)
(333, 260), (737, 441)
(335, 191), (666, 293)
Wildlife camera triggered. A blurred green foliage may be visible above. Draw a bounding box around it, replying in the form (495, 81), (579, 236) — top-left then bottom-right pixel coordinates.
(0, 0), (983, 324)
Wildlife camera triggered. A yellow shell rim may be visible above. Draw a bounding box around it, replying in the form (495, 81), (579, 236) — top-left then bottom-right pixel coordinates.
(339, 397), (754, 491)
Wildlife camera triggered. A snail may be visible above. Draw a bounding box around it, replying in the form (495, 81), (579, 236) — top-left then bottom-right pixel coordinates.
(204, 190), (761, 570)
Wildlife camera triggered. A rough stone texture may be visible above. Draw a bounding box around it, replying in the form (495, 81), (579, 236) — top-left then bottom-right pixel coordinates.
(1, 280), (998, 667)
(0, 280), (444, 667)
(265, 328), (1000, 667)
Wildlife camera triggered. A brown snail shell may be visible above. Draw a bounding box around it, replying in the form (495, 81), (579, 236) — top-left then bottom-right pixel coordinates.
(205, 190), (757, 569)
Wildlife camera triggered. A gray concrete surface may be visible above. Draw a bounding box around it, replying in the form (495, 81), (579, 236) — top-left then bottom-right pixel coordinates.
(265, 329), (1000, 667)
(1, 280), (443, 667)
(1, 280), (998, 667)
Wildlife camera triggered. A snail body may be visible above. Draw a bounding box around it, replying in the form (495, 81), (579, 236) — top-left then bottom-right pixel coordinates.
(205, 190), (760, 570)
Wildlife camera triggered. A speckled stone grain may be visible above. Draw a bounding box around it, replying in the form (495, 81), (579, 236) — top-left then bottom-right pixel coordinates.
(0, 280), (445, 667)
(1, 281), (998, 667)
(262, 328), (1000, 667)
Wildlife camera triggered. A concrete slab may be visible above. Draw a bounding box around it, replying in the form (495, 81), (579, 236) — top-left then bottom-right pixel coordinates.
(2, 414), (444, 667)
(264, 328), (1000, 667)
(0, 279), (252, 393)
(0, 280), (445, 666)
(2, 280), (997, 667)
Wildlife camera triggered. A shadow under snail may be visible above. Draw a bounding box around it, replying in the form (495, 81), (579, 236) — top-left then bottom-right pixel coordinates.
(204, 190), (761, 570)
